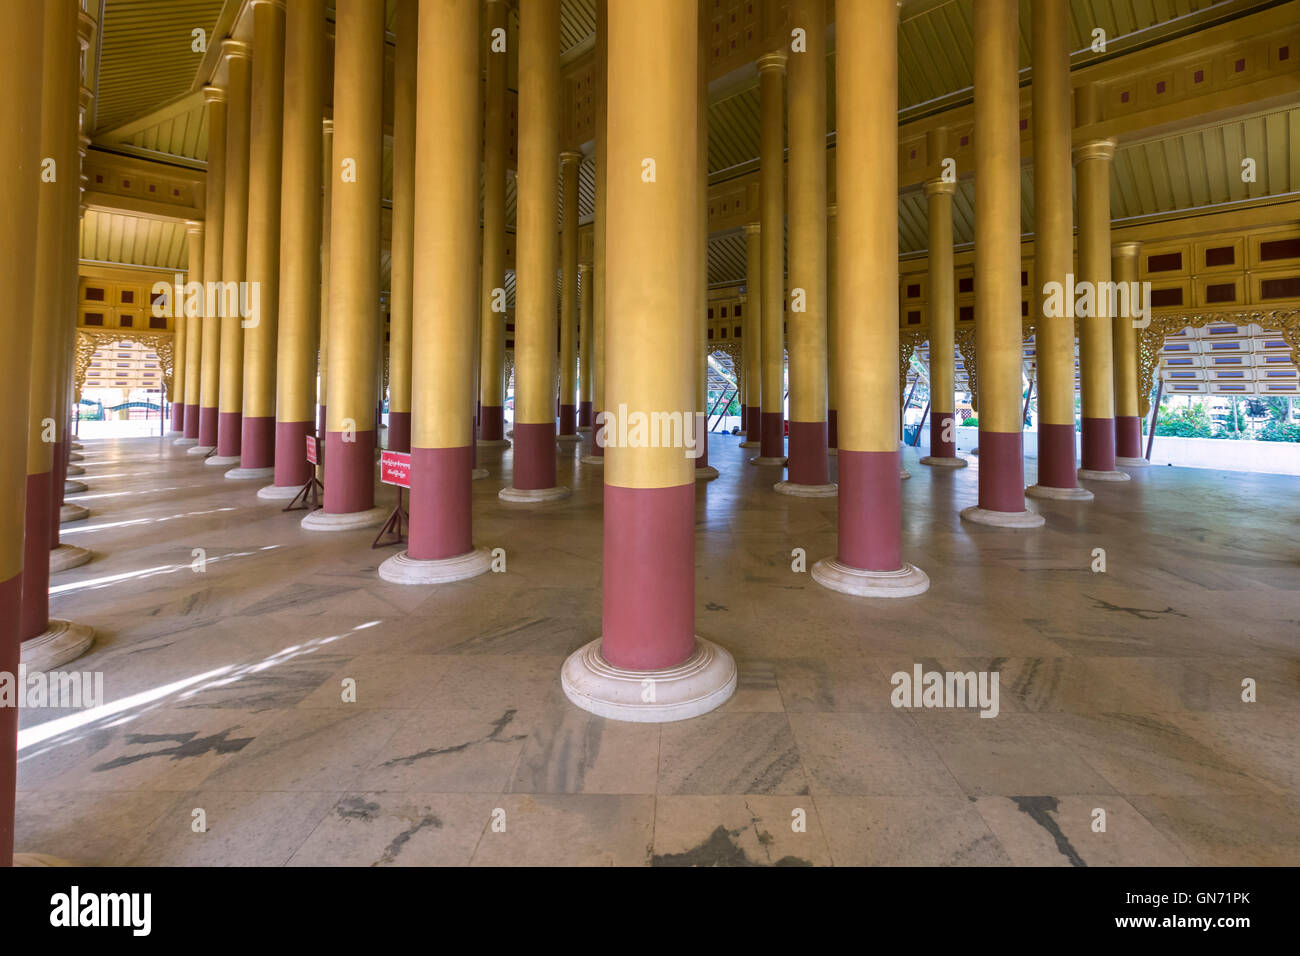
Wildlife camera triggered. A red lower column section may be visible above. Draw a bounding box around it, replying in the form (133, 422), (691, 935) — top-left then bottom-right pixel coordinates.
(323, 429), (375, 513)
(217, 411), (242, 458)
(512, 422), (557, 489)
(480, 405), (504, 441)
(929, 411), (956, 457)
(170, 401), (184, 433)
(578, 401), (593, 428)
(746, 406), (762, 444)
(760, 411), (784, 459)
(273, 420), (313, 488)
(21, 472), (51, 641)
(977, 429), (1027, 512)
(240, 416), (274, 469)
(827, 408), (837, 449)
(1116, 415), (1142, 459)
(388, 411), (411, 453)
(183, 404), (200, 439)
(1081, 417), (1116, 472)
(409, 445), (473, 561)
(788, 420), (829, 484)
(559, 404), (578, 436)
(601, 482), (696, 671)
(0, 572), (20, 866)
(199, 406), (219, 447)
(837, 449), (902, 571)
(1036, 423), (1079, 488)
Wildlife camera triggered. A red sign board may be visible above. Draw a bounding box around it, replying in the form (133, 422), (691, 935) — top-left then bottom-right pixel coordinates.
(305, 434), (318, 464)
(379, 449), (411, 488)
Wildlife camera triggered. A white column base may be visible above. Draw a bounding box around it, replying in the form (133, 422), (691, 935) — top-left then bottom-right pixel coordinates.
(577, 425), (593, 433)
(471, 467), (489, 480)
(68, 453), (84, 462)
(66, 464), (86, 475)
(556, 433), (581, 443)
(561, 637), (737, 723)
(173, 437), (198, 447)
(739, 440), (761, 449)
(695, 466), (720, 481)
(378, 546), (492, 585)
(960, 506), (1045, 528)
(204, 454), (241, 467)
(498, 485), (571, 504)
(580, 454), (604, 466)
(478, 438), (511, 449)
(1026, 483), (1094, 501)
(505, 429), (514, 438)
(187, 444), (216, 456)
(812, 559), (930, 598)
(748, 455), (787, 466)
(919, 455), (968, 468)
(165, 429), (182, 437)
(1078, 468), (1131, 482)
(70, 442), (83, 450)
(774, 480), (837, 497)
(1116, 456), (1151, 468)
(21, 620), (94, 670)
(256, 483), (304, 500)
(225, 466), (274, 481)
(900, 468), (912, 480)
(60, 503), (89, 524)
(65, 480), (88, 494)
(300, 505), (389, 531)
(49, 544), (92, 572)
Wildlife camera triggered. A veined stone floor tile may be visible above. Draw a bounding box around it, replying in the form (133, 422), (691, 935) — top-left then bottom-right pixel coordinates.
(468, 794), (655, 866)
(508, 703), (660, 794)
(972, 795), (1190, 866)
(652, 795), (831, 866)
(658, 712), (809, 795)
(814, 794), (1012, 866)
(289, 792), (499, 866)
(787, 711), (963, 797)
(364, 707), (541, 793)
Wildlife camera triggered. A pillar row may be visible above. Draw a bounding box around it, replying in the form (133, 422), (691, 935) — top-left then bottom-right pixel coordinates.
(478, 0), (510, 447)
(827, 205), (837, 453)
(558, 148), (582, 440)
(177, 222), (204, 443)
(920, 177), (966, 468)
(1112, 241), (1149, 468)
(192, 86), (227, 455)
(752, 46), (787, 467)
(740, 222), (763, 449)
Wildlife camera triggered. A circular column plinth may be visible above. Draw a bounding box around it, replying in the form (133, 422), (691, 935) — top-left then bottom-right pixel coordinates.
(1078, 468), (1131, 482)
(204, 454), (241, 467)
(900, 468), (912, 480)
(960, 506), (1046, 528)
(580, 455), (604, 466)
(300, 506), (390, 531)
(739, 440), (761, 449)
(49, 544), (92, 572)
(1116, 456), (1151, 468)
(478, 439), (511, 449)
(748, 455), (787, 466)
(471, 467), (490, 480)
(556, 433), (581, 444)
(1026, 484), (1094, 501)
(66, 465), (86, 475)
(70, 442), (83, 450)
(561, 637), (737, 723)
(498, 486), (571, 504)
(187, 444), (216, 456)
(695, 466), (720, 481)
(225, 466), (274, 481)
(774, 480), (837, 498)
(65, 480), (88, 494)
(173, 437), (198, 447)
(577, 425), (593, 434)
(21, 620), (95, 670)
(68, 453), (84, 462)
(504, 429), (514, 438)
(378, 547), (492, 585)
(812, 559), (930, 598)
(256, 483), (304, 500)
(919, 455), (968, 469)
(60, 503), (89, 524)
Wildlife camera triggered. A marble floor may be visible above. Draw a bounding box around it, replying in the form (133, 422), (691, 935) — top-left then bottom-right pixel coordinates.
(13, 432), (1299, 866)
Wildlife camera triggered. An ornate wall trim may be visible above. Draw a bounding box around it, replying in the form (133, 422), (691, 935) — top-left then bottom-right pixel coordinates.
(74, 328), (174, 403)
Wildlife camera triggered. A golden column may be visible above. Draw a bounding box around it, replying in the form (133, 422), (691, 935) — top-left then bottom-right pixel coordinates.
(583, 0), (608, 466)
(827, 204), (837, 452)
(501, 0), (569, 502)
(176, 222), (204, 443)
(919, 175), (966, 468)
(261, 0), (325, 498)
(317, 116), (333, 437)
(811, 0), (929, 596)
(478, 0), (511, 447)
(1074, 91), (1127, 483)
(1112, 241), (1149, 467)
(779, 0), (831, 493)
(561, 0), (736, 722)
(0, 0), (44, 868)
(211, 39), (252, 466)
(558, 148), (583, 441)
(960, 0), (1044, 527)
(1027, 0), (1090, 499)
(387, 0), (417, 453)
(752, 40), (787, 466)
(578, 262), (594, 431)
(192, 86), (227, 455)
(740, 221), (763, 448)
(303, 0), (386, 529)
(170, 239), (188, 434)
(231, 0), (285, 479)
(22, 0), (93, 669)
(694, 0), (717, 479)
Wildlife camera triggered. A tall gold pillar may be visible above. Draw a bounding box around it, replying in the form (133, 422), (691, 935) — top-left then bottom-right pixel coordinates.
(304, 0), (386, 526)
(919, 175), (965, 468)
(558, 149), (582, 439)
(740, 222), (763, 448)
(233, 0), (285, 477)
(827, 205), (837, 452)
(317, 116), (333, 436)
(178, 222), (204, 442)
(1026, 0), (1088, 498)
(578, 262), (594, 431)
(583, 0), (608, 466)
(193, 86), (227, 454)
(961, 0), (1043, 526)
(262, 0), (325, 496)
(478, 0), (510, 446)
(753, 38), (787, 465)
(780, 0), (831, 492)
(212, 39), (252, 464)
(561, 0), (736, 722)
(387, 0), (417, 453)
(501, 0), (568, 501)
(694, 0), (715, 478)
(1112, 241), (1148, 467)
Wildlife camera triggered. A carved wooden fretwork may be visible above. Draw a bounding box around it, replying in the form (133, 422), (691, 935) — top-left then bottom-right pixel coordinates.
(74, 328), (174, 402)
